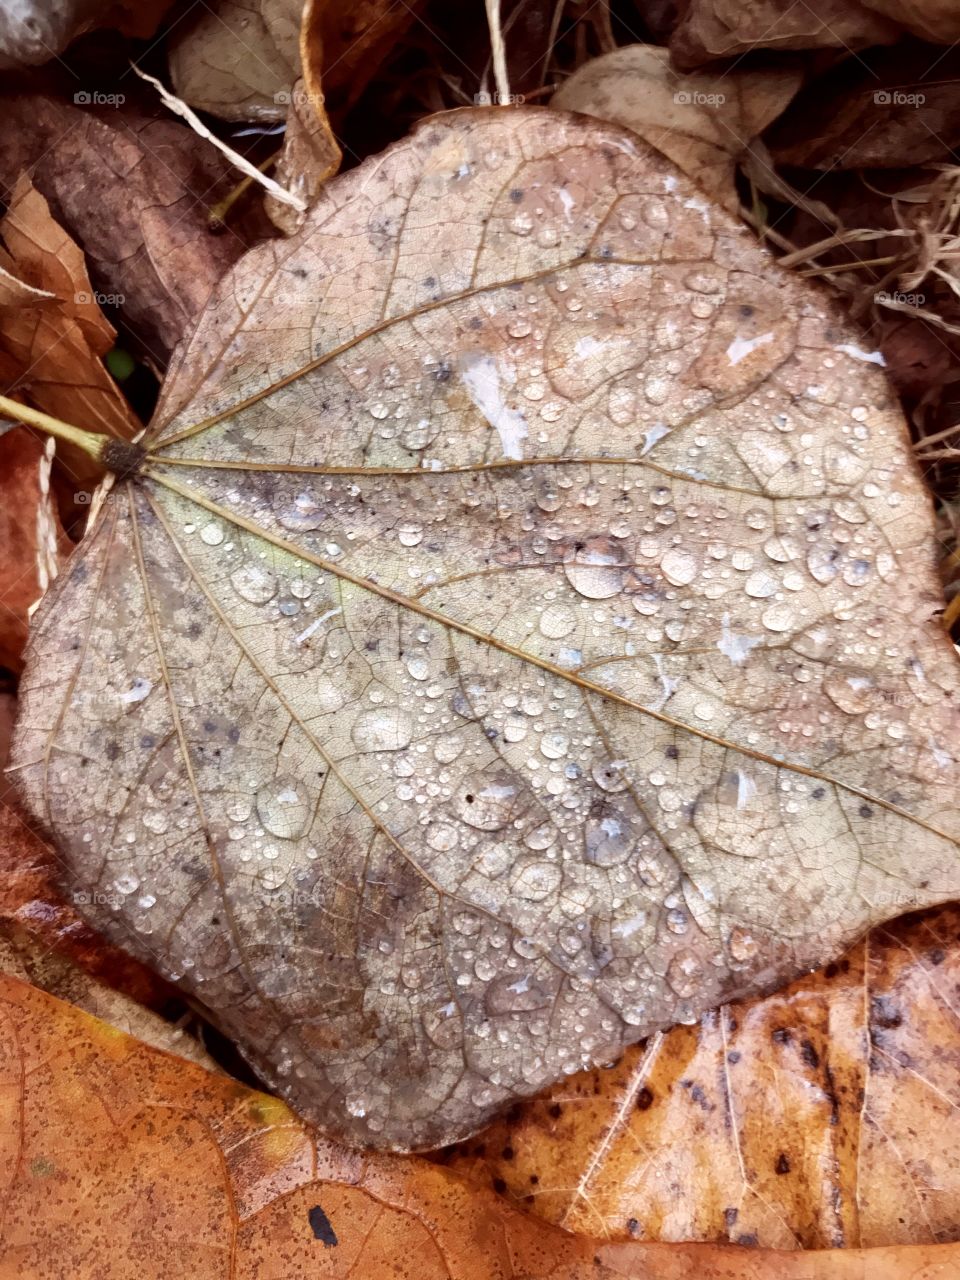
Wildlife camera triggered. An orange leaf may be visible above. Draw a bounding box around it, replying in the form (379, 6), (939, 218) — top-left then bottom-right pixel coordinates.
(0, 972), (957, 1279)
(0, 429), (68, 670)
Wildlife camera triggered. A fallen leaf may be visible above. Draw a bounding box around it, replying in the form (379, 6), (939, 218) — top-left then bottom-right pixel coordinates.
(0, 921), (216, 1067)
(1, 971), (958, 1279)
(10, 107), (960, 1153)
(168, 0), (303, 123)
(551, 45), (801, 212)
(0, 172), (139, 444)
(168, 0), (421, 124)
(765, 44), (960, 170)
(669, 0), (960, 69)
(0, 800), (172, 1013)
(0, 429), (68, 671)
(0, 94), (256, 363)
(265, 78), (341, 236)
(0, 0), (171, 69)
(442, 902), (960, 1249)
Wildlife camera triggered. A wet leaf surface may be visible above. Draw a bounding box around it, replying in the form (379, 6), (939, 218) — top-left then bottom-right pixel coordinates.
(442, 903), (960, 1249)
(11, 107), (960, 1152)
(2, 971), (958, 1279)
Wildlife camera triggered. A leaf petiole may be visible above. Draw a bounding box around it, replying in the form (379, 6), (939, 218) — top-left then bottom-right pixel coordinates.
(0, 395), (146, 477)
(0, 395), (110, 461)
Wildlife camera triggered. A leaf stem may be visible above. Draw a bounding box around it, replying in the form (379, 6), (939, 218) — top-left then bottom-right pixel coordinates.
(0, 395), (110, 462)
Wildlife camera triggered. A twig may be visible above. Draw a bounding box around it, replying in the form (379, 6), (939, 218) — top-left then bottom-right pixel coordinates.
(130, 64), (307, 213)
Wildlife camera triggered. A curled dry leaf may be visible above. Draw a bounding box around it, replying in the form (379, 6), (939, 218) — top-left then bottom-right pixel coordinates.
(551, 45), (802, 213)
(0, 173), (140, 466)
(2, 971), (959, 1280)
(11, 108), (960, 1152)
(0, 95), (254, 364)
(670, 0), (960, 68)
(443, 902), (960, 1249)
(0, 430), (68, 671)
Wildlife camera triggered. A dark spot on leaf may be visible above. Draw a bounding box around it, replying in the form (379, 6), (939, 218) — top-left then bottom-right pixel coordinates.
(307, 1204), (337, 1247)
(871, 995), (902, 1029)
(492, 1177), (507, 1194)
(509, 188), (524, 202)
(724, 1207), (738, 1229)
(626, 1218), (640, 1236)
(636, 1086), (654, 1110)
(772, 1027), (791, 1045)
(727, 1050), (741, 1064)
(665, 745), (679, 759)
(548, 1103), (562, 1119)
(800, 1038), (820, 1069)
(105, 741), (120, 761)
(859, 804), (874, 818)
(737, 1233), (759, 1247)
(928, 948), (945, 965)
(812, 786), (825, 799)
(775, 1153), (791, 1175)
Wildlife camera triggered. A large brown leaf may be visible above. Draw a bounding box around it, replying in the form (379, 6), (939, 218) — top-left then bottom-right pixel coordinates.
(1, 971), (958, 1279)
(9, 107), (960, 1152)
(442, 902), (960, 1249)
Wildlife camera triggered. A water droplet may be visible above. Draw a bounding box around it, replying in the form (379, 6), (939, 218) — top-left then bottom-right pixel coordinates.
(660, 548), (698, 587)
(666, 950), (702, 998)
(352, 707), (414, 752)
(510, 859), (562, 900)
(454, 771), (521, 831)
(585, 805), (633, 866)
(200, 521), (224, 546)
(398, 522), (423, 547)
(256, 777), (311, 839)
(563, 536), (625, 599)
(230, 563), (277, 605)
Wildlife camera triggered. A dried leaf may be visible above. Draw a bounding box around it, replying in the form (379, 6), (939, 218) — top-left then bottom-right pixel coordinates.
(265, 78), (341, 236)
(0, 800), (172, 1012)
(11, 108), (960, 1153)
(168, 0), (420, 123)
(443, 903), (960, 1249)
(669, 0), (960, 69)
(0, 0), (171, 69)
(0, 430), (68, 671)
(1, 972), (958, 1279)
(0, 95), (255, 363)
(168, 0), (302, 123)
(551, 46), (801, 212)
(0, 173), (140, 465)
(766, 45), (960, 170)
